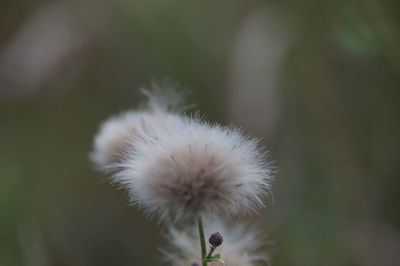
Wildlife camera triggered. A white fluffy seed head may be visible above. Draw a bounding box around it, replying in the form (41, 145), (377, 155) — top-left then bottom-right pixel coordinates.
(162, 218), (270, 266)
(90, 111), (179, 172)
(113, 116), (273, 220)
(90, 87), (188, 173)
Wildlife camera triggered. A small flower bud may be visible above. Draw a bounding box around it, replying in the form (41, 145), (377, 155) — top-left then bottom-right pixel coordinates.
(209, 232), (223, 247)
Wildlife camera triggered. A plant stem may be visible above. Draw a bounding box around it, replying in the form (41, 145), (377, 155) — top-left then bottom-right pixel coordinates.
(197, 216), (207, 266)
(206, 246), (216, 259)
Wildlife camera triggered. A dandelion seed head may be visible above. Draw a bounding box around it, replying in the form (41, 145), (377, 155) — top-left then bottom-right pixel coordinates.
(90, 110), (180, 172)
(162, 218), (270, 266)
(90, 86), (188, 173)
(114, 116), (273, 219)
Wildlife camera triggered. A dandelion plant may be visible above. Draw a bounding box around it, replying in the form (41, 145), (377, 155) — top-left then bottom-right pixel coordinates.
(90, 86), (274, 266)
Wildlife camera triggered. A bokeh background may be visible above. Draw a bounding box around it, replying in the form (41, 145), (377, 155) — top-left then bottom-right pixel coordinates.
(1, 0), (400, 265)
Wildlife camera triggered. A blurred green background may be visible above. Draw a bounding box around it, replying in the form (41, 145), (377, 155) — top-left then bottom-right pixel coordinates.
(1, 0), (400, 265)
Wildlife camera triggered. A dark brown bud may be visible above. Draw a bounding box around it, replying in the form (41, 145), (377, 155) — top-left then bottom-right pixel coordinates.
(209, 232), (223, 247)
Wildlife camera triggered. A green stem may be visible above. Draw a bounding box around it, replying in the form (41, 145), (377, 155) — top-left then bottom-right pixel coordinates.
(206, 246), (217, 259)
(197, 216), (207, 266)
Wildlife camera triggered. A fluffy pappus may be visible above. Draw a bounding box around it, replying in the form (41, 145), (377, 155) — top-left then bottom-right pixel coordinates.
(162, 218), (270, 266)
(113, 116), (273, 220)
(90, 111), (181, 172)
(90, 87), (188, 173)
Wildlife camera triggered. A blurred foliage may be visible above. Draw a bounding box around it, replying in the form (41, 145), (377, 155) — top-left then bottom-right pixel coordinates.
(1, 0), (400, 266)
